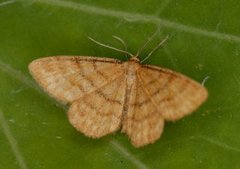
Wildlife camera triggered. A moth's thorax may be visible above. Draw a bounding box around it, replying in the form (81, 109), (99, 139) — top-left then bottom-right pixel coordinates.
(122, 57), (141, 116)
(124, 57), (141, 85)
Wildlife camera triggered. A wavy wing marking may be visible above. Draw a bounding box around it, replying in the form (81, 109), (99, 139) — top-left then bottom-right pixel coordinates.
(29, 56), (124, 103)
(138, 65), (208, 121)
(68, 74), (126, 138)
(121, 75), (164, 147)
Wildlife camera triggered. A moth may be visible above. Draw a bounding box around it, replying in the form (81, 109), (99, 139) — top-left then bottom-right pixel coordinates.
(29, 36), (208, 147)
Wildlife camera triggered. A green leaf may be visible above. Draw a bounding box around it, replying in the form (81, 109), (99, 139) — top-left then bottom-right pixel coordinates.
(1, 0), (240, 169)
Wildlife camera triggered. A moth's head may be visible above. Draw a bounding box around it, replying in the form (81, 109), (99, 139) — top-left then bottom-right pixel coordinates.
(129, 55), (140, 62)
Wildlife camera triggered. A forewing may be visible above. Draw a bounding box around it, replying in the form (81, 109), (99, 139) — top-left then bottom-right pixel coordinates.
(29, 56), (124, 103)
(122, 76), (164, 147)
(68, 74), (126, 138)
(138, 65), (208, 121)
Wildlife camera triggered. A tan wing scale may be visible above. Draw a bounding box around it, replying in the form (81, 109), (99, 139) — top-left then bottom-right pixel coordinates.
(68, 74), (126, 138)
(138, 65), (208, 121)
(28, 56), (124, 103)
(122, 76), (164, 147)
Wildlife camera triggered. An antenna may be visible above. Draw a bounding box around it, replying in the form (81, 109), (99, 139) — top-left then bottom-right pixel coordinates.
(136, 28), (160, 57)
(88, 37), (134, 57)
(112, 36), (129, 60)
(140, 35), (169, 63)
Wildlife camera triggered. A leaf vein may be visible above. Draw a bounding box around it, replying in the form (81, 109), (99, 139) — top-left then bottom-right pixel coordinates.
(0, 0), (16, 7)
(110, 139), (149, 169)
(0, 108), (28, 169)
(198, 135), (240, 153)
(26, 0), (240, 43)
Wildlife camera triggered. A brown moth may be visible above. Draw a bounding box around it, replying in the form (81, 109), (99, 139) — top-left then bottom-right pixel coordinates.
(28, 36), (208, 147)
(29, 55), (207, 147)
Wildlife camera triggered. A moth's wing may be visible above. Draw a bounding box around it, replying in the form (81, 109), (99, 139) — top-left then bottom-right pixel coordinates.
(121, 76), (164, 147)
(137, 65), (208, 121)
(28, 56), (124, 103)
(122, 64), (207, 147)
(68, 74), (126, 138)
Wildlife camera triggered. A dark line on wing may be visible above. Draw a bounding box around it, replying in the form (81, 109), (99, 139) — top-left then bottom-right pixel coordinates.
(68, 76), (85, 92)
(74, 57), (81, 69)
(71, 59), (96, 87)
(151, 74), (176, 96)
(96, 90), (121, 104)
(82, 99), (119, 117)
(131, 111), (159, 122)
(83, 100), (97, 111)
(83, 75), (95, 87)
(69, 57), (122, 64)
(92, 62), (109, 80)
(132, 98), (151, 107)
(155, 78), (190, 104)
(144, 73), (163, 86)
(142, 65), (178, 76)
(63, 57), (85, 92)
(96, 70), (109, 80)
(146, 78), (158, 85)
(132, 74), (177, 107)
(40, 56), (123, 64)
